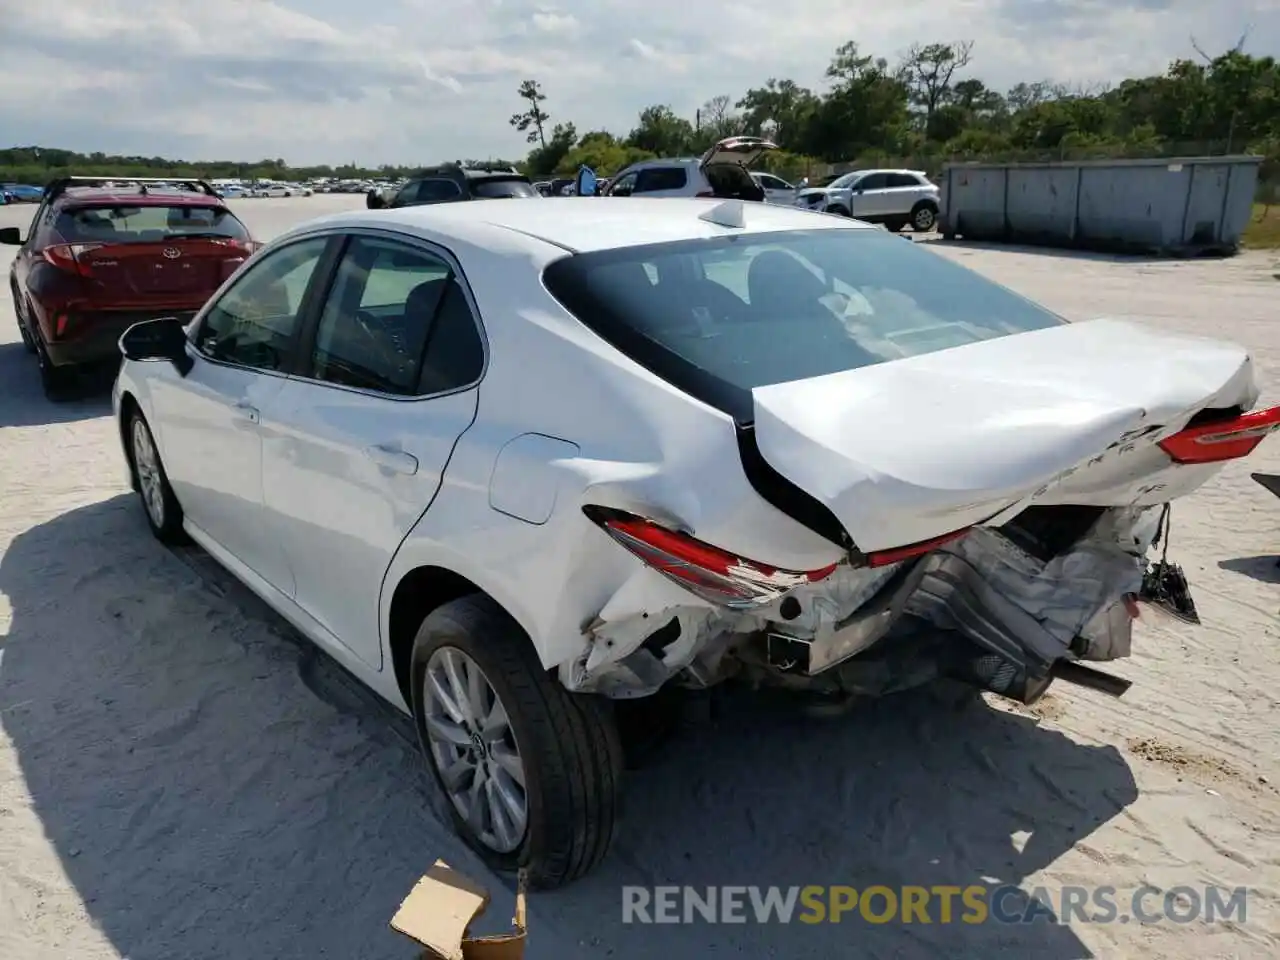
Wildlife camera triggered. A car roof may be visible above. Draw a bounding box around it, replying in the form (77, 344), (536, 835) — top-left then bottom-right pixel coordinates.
(56, 188), (226, 208)
(617, 158), (700, 172)
(300, 197), (874, 254)
(410, 166), (528, 182)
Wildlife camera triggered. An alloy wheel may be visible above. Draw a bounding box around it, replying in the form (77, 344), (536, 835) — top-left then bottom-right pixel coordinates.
(131, 419), (166, 529)
(422, 646), (529, 853)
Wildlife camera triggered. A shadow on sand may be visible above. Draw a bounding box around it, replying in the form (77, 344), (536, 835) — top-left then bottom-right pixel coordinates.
(1218, 555), (1280, 584)
(0, 496), (1139, 959)
(0, 341), (115, 428)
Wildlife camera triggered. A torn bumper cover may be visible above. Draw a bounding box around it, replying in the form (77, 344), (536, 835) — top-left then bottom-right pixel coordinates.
(562, 506), (1161, 698)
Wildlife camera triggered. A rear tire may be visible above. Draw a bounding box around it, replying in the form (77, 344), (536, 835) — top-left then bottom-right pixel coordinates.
(128, 409), (188, 544)
(910, 201), (938, 232)
(13, 288), (35, 353)
(410, 594), (624, 890)
(34, 336), (76, 401)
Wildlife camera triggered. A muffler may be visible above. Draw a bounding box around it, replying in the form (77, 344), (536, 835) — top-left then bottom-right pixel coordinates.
(947, 649), (1132, 705)
(945, 650), (1054, 706)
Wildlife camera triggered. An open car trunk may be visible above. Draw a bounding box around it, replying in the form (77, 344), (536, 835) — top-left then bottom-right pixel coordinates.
(700, 136), (777, 201)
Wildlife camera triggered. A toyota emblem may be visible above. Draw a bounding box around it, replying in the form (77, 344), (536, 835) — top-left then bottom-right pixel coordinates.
(162, 247), (181, 259)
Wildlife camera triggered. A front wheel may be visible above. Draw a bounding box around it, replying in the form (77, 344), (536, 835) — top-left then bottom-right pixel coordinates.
(128, 410), (188, 544)
(410, 594), (624, 890)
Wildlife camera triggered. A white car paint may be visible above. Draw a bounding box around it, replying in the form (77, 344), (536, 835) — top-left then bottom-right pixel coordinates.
(751, 171), (798, 205)
(796, 169), (940, 229)
(111, 195), (1279, 886)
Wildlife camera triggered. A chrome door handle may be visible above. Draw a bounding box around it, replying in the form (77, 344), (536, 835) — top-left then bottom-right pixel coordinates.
(364, 443), (418, 476)
(232, 401), (259, 424)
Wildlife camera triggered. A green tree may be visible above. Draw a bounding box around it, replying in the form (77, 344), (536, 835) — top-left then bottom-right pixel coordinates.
(509, 79), (551, 149)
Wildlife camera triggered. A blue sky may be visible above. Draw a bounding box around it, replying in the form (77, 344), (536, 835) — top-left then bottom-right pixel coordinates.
(0, 0), (1276, 166)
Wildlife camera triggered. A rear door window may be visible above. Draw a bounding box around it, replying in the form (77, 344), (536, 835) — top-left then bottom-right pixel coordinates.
(55, 205), (250, 242)
(408, 179), (463, 204)
(886, 173), (922, 188)
(471, 179), (537, 199)
(635, 168), (688, 193)
(306, 236), (485, 396)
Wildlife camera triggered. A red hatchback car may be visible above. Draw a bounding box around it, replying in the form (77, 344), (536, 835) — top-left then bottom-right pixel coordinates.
(2, 176), (260, 398)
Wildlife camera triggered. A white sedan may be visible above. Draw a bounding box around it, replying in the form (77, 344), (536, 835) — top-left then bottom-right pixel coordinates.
(112, 197), (1280, 888)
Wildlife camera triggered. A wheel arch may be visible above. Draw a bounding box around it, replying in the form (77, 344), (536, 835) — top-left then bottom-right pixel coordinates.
(387, 565), (532, 709)
(118, 390), (142, 490)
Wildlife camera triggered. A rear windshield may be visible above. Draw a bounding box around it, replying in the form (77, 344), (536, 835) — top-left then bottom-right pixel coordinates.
(55, 204), (250, 243)
(542, 227), (1065, 422)
(472, 179), (537, 199)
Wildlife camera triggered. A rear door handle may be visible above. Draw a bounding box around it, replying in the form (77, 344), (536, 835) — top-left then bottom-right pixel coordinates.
(232, 401), (259, 424)
(364, 443), (419, 476)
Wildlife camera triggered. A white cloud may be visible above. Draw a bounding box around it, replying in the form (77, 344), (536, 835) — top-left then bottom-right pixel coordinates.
(0, 0), (1276, 164)
(532, 9), (581, 33)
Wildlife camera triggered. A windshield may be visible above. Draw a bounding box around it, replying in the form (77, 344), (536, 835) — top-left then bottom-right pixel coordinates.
(472, 179), (537, 199)
(542, 228), (1064, 422)
(55, 204), (251, 242)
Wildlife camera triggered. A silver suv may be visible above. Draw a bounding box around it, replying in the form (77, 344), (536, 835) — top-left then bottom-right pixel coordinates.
(604, 137), (778, 202)
(795, 169), (941, 232)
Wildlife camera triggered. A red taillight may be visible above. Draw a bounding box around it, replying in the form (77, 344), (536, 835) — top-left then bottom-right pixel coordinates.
(585, 506), (836, 608)
(1157, 405), (1280, 464)
(42, 242), (102, 277)
(864, 528), (972, 567)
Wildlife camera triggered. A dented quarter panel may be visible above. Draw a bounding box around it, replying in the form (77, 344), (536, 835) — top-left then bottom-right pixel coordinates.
(381, 240), (845, 681)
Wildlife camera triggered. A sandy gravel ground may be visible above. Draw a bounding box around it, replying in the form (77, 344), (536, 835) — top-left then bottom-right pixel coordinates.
(0, 196), (1278, 960)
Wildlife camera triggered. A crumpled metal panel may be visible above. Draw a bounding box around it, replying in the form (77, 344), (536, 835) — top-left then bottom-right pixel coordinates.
(904, 506), (1159, 669)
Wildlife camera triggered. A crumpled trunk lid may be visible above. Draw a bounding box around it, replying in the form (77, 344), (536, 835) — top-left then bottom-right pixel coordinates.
(751, 317), (1257, 553)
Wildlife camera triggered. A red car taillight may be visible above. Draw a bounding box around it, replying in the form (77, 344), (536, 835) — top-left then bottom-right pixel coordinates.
(42, 242), (103, 277)
(584, 506), (836, 609)
(1158, 405), (1280, 464)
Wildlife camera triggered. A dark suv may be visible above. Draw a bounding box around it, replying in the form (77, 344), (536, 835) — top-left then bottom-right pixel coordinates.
(367, 164), (538, 209)
(2, 176), (259, 398)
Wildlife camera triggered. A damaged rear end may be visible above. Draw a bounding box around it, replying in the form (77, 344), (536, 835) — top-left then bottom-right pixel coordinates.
(542, 224), (1280, 707)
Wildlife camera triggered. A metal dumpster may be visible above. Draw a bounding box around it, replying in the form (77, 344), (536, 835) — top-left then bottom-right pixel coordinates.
(938, 156), (1262, 255)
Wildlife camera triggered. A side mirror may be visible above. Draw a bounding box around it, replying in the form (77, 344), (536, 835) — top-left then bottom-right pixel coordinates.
(366, 190), (384, 209)
(0, 227), (22, 245)
(119, 317), (193, 375)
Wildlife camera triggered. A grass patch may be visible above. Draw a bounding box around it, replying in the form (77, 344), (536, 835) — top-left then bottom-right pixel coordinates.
(1243, 203), (1280, 249)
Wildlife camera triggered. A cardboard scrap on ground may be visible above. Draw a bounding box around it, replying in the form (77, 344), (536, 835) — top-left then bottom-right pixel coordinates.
(391, 860), (527, 960)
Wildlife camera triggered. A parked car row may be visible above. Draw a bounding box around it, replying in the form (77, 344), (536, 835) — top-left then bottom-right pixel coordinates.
(522, 137), (941, 232)
(2, 182), (44, 203)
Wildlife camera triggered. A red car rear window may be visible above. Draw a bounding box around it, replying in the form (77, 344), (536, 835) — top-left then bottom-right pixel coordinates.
(54, 204), (251, 243)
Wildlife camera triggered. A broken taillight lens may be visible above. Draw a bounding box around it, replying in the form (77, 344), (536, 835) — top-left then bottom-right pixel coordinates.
(1158, 405), (1280, 464)
(42, 243), (103, 277)
(864, 527), (972, 567)
(584, 506), (837, 609)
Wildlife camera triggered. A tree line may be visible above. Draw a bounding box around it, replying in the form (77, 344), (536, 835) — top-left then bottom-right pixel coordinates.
(2, 37), (1277, 188)
(514, 37), (1280, 184)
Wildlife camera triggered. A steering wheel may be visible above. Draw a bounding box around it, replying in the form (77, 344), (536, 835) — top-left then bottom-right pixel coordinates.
(352, 310), (411, 380)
